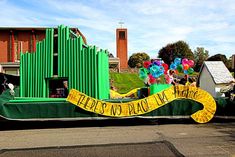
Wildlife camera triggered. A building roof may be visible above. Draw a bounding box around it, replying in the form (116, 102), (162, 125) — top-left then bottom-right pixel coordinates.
(199, 61), (234, 84)
(0, 26), (48, 30)
(0, 26), (87, 44)
(109, 57), (120, 63)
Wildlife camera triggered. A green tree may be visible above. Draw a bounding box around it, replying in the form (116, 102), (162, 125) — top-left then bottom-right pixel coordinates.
(193, 47), (209, 72)
(228, 56), (232, 71)
(207, 54), (232, 71)
(158, 40), (194, 65)
(128, 52), (150, 68)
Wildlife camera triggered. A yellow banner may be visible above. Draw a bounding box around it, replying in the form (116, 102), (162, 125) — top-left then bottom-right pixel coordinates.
(66, 85), (216, 123)
(110, 88), (139, 99)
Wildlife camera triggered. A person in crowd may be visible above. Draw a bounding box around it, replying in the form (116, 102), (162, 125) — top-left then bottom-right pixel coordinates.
(189, 77), (197, 87)
(62, 81), (68, 98)
(110, 79), (118, 91)
(179, 74), (189, 85)
(144, 75), (151, 87)
(156, 77), (161, 84)
(7, 83), (15, 96)
(0, 75), (7, 94)
(166, 70), (177, 85)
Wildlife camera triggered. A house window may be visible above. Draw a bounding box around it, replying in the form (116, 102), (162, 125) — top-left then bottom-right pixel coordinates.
(119, 31), (125, 39)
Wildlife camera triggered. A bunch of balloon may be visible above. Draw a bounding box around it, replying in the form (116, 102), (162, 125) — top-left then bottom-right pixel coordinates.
(139, 61), (166, 85)
(139, 60), (170, 96)
(169, 58), (195, 75)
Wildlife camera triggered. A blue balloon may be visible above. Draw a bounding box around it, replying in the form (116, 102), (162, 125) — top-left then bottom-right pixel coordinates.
(159, 66), (164, 73)
(150, 65), (160, 74)
(147, 65), (165, 78)
(183, 70), (188, 74)
(157, 70), (164, 77)
(170, 63), (177, 70)
(174, 58), (181, 66)
(152, 73), (158, 78)
(147, 64), (153, 71)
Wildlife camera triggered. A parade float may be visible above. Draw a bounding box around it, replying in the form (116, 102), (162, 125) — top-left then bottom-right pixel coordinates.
(1, 25), (233, 124)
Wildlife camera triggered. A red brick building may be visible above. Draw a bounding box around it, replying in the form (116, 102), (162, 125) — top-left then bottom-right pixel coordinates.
(116, 28), (128, 69)
(0, 26), (127, 74)
(0, 27), (46, 75)
(0, 27), (87, 75)
(0, 27), (46, 63)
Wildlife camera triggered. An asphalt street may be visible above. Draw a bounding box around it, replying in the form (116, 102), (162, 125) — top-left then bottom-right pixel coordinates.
(0, 119), (234, 157)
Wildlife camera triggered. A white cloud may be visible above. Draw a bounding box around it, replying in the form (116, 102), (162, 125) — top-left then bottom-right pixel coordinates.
(170, 27), (193, 36)
(0, 0), (235, 58)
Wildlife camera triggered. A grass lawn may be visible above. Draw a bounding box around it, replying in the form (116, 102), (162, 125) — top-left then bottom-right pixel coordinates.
(110, 72), (199, 94)
(110, 72), (145, 94)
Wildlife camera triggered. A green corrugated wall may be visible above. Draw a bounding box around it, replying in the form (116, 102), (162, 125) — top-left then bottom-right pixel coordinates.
(20, 25), (110, 99)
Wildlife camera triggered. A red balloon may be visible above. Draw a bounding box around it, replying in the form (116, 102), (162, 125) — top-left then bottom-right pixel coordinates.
(188, 60), (195, 67)
(162, 63), (169, 74)
(149, 74), (156, 84)
(162, 63), (169, 69)
(143, 61), (152, 68)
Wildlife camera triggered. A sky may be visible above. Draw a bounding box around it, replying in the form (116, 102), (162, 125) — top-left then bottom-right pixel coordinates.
(0, 0), (235, 58)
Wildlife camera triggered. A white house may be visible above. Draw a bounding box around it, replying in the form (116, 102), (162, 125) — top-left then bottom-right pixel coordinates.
(197, 61), (234, 98)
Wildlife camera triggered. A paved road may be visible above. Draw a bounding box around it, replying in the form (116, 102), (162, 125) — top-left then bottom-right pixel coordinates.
(0, 120), (234, 157)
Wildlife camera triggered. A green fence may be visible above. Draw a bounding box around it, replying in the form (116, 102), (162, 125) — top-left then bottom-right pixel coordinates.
(20, 25), (110, 99)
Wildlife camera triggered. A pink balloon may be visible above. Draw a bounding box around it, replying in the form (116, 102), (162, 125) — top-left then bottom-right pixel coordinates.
(188, 60), (195, 67)
(182, 58), (188, 65)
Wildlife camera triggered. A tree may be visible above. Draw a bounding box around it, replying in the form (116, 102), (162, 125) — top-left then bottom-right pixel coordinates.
(193, 47), (209, 72)
(228, 56), (232, 71)
(158, 40), (194, 65)
(128, 52), (150, 68)
(207, 54), (232, 71)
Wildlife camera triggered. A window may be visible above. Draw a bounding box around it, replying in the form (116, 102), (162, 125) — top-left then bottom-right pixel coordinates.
(119, 31), (125, 39)
(48, 78), (68, 98)
(4, 68), (19, 75)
